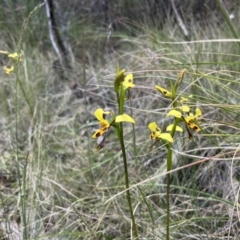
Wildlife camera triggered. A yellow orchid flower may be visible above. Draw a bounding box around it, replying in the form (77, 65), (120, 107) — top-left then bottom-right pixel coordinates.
(184, 108), (201, 123)
(166, 106), (192, 118)
(167, 106), (197, 118)
(184, 107), (202, 132)
(92, 108), (135, 139)
(167, 107), (202, 132)
(92, 108), (111, 138)
(8, 52), (22, 62)
(0, 51), (22, 62)
(155, 86), (172, 98)
(148, 122), (173, 143)
(4, 66), (14, 75)
(123, 73), (135, 89)
(92, 108), (135, 150)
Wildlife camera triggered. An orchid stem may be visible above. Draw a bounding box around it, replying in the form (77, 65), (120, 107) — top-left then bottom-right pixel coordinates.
(116, 81), (138, 239)
(166, 79), (180, 239)
(117, 124), (138, 239)
(166, 144), (172, 240)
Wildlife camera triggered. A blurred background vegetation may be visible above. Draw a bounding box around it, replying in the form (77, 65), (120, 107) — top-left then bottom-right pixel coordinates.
(0, 0), (240, 239)
(0, 0), (239, 55)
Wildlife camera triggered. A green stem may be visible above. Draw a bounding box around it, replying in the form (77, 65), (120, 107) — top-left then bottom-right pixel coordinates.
(15, 66), (28, 240)
(16, 75), (33, 116)
(116, 82), (138, 238)
(165, 117), (180, 240)
(117, 124), (138, 239)
(166, 80), (180, 239)
(166, 144), (172, 240)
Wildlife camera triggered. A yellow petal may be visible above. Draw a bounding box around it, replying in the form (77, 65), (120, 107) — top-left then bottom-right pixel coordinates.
(167, 110), (182, 118)
(115, 114), (135, 123)
(123, 73), (135, 89)
(92, 128), (106, 138)
(150, 131), (161, 139)
(184, 115), (194, 124)
(148, 122), (158, 131)
(166, 124), (183, 132)
(181, 105), (190, 112)
(166, 125), (173, 131)
(176, 126), (183, 132)
(99, 119), (110, 130)
(148, 122), (162, 139)
(155, 85), (172, 98)
(189, 123), (201, 132)
(94, 108), (110, 122)
(4, 66), (14, 74)
(159, 133), (173, 143)
(195, 108), (202, 117)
